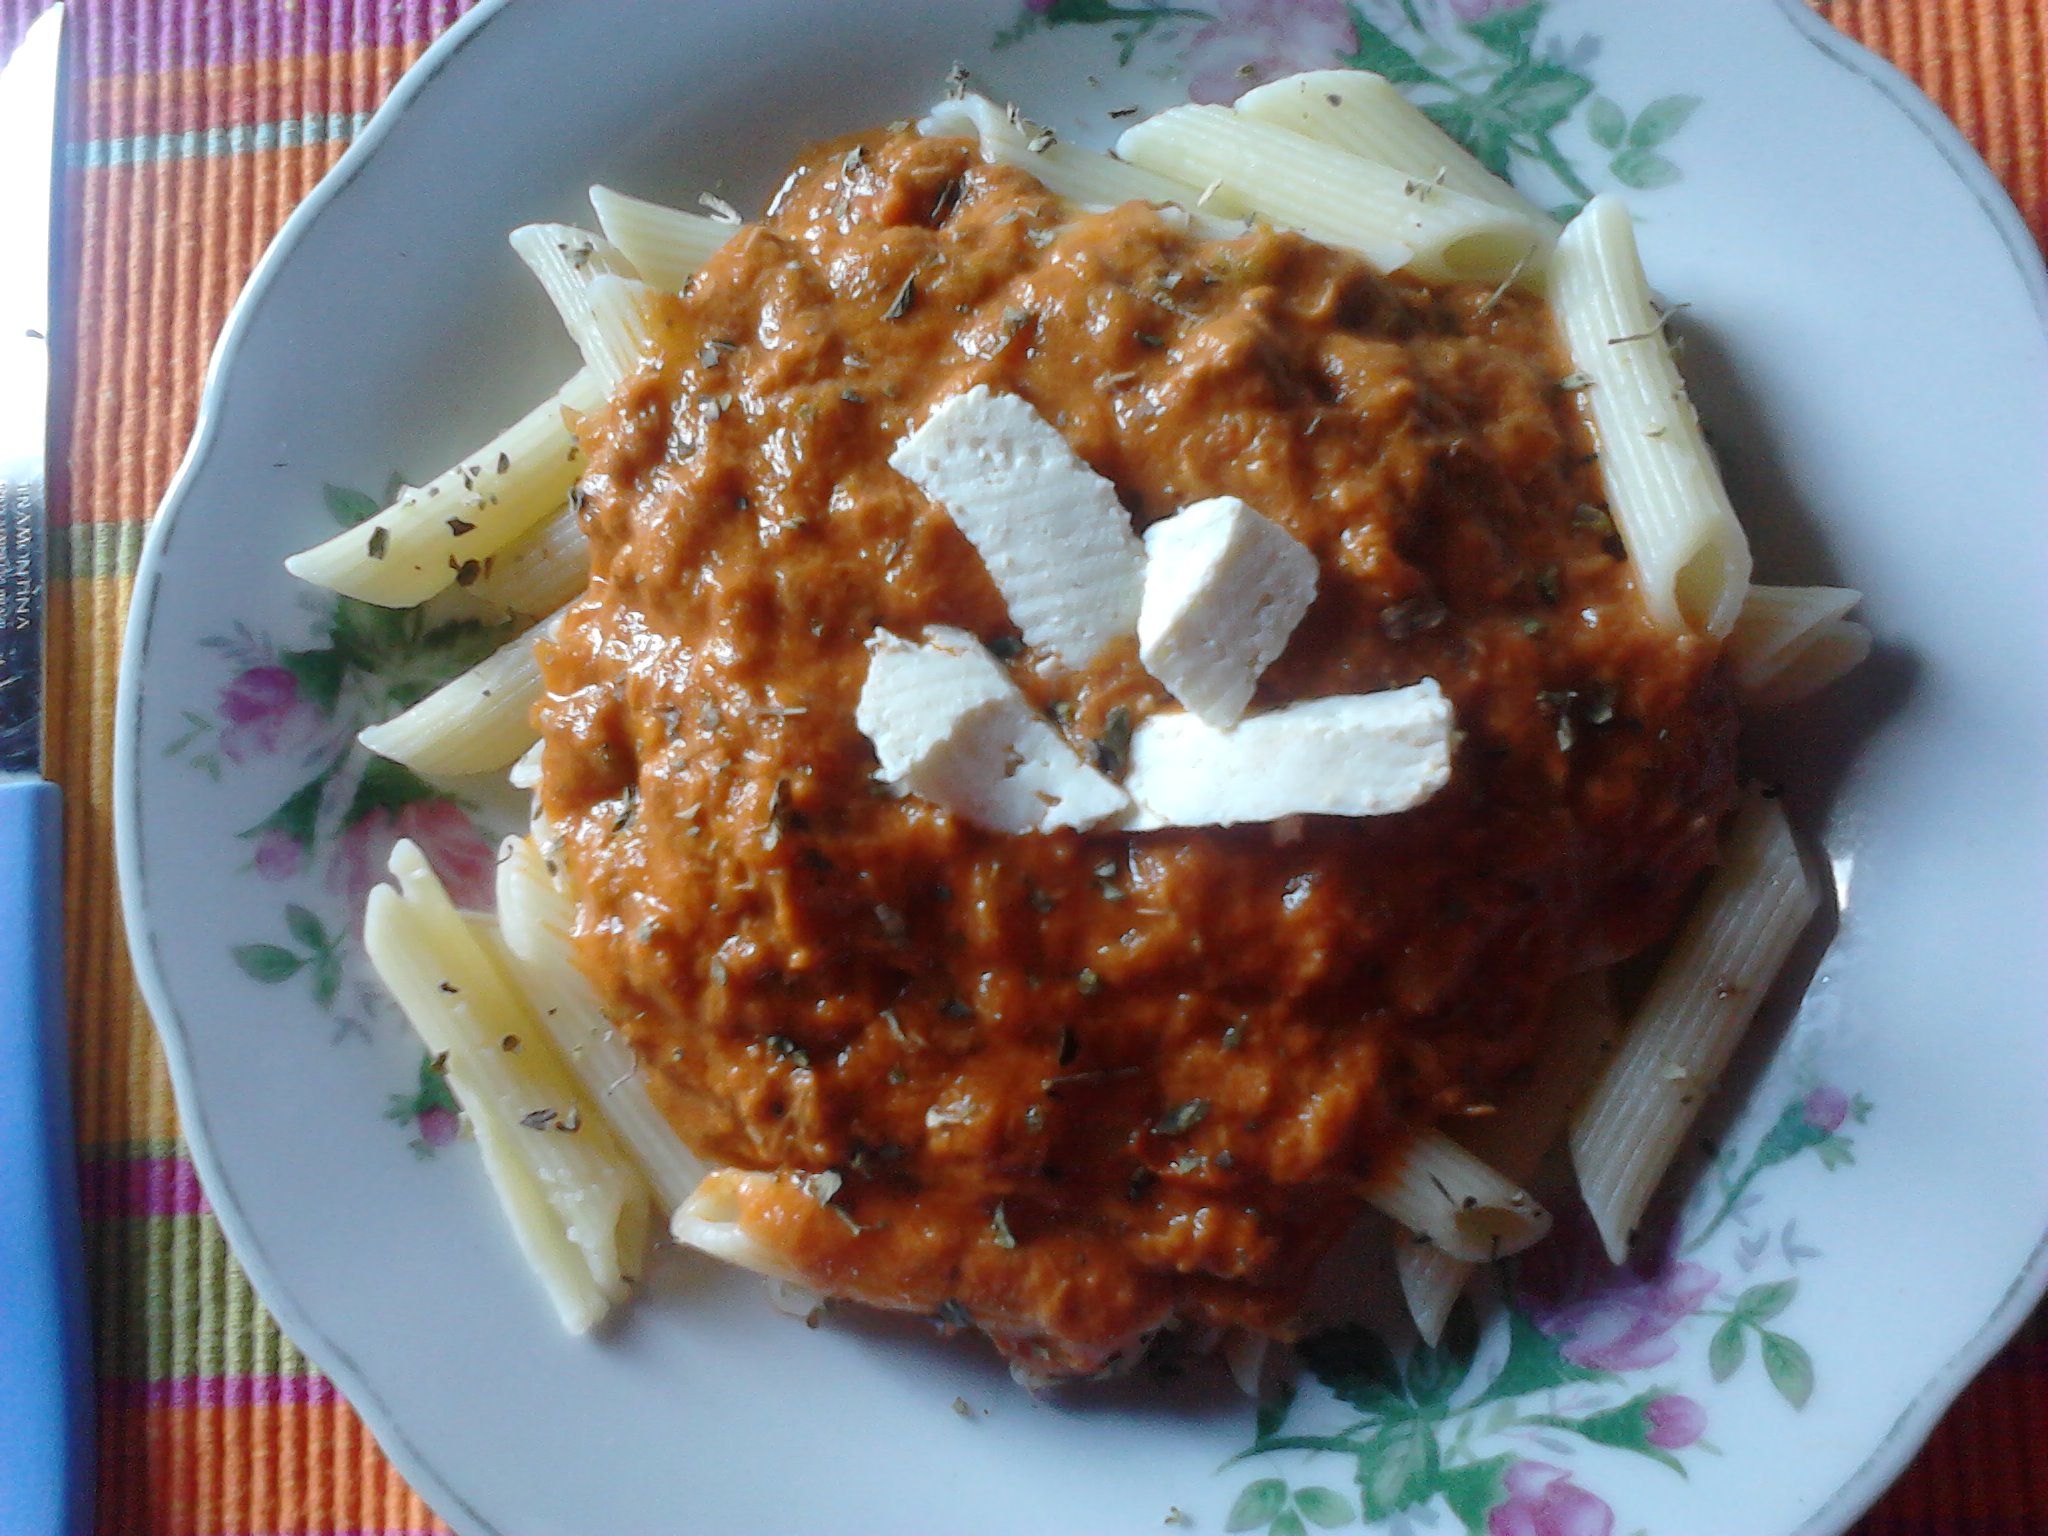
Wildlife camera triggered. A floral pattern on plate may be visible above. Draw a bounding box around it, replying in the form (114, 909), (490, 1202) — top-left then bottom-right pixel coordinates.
(1220, 1084), (1874, 1533)
(167, 480), (512, 1145)
(996, 0), (1702, 218)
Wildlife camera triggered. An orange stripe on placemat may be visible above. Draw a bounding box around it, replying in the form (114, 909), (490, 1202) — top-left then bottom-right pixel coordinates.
(1818, 0), (2047, 244)
(65, 141), (353, 531)
(78, 46), (423, 150)
(96, 1398), (443, 1536)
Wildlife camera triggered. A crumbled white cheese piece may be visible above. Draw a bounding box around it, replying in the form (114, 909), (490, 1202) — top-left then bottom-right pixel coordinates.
(888, 387), (1144, 669)
(1138, 495), (1317, 725)
(1121, 681), (1456, 829)
(856, 627), (1130, 834)
(508, 740), (545, 790)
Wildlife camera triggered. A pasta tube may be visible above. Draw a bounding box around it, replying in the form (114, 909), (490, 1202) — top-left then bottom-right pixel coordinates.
(1365, 1130), (1552, 1262)
(356, 609), (562, 776)
(1117, 106), (1547, 282)
(1569, 796), (1819, 1261)
(589, 184), (736, 292)
(495, 834), (706, 1212)
(1549, 196), (1752, 635)
(1232, 69), (1553, 226)
(1395, 974), (1617, 1343)
(283, 372), (604, 608)
(364, 840), (652, 1331)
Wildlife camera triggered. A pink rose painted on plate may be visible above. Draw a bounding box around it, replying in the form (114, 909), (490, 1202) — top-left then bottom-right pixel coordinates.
(1487, 1462), (1613, 1536)
(251, 826), (306, 881)
(1643, 1393), (1707, 1451)
(330, 796), (498, 917)
(1184, 0), (1354, 103)
(1525, 1257), (1720, 1373)
(1803, 1084), (1851, 1133)
(217, 663), (319, 763)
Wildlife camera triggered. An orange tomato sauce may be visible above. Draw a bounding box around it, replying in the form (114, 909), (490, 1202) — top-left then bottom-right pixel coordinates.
(536, 128), (1736, 1379)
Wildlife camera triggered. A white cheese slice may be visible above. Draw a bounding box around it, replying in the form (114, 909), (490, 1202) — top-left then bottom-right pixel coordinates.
(888, 386), (1144, 669)
(1121, 681), (1456, 830)
(508, 740), (545, 791)
(856, 627), (1129, 834)
(1138, 496), (1318, 726)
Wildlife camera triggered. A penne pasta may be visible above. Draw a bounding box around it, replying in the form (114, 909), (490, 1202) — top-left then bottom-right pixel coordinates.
(495, 835), (706, 1211)
(446, 501), (590, 623)
(1549, 196), (1752, 636)
(1116, 106), (1547, 283)
(356, 609), (560, 776)
(584, 273), (667, 385)
(1569, 795), (1819, 1262)
(1727, 584), (1872, 704)
(921, 94), (1234, 237)
(1364, 1130), (1552, 1262)
(364, 840), (652, 1332)
(1395, 974), (1618, 1344)
(1758, 619), (1871, 707)
(283, 371), (604, 608)
(509, 224), (665, 388)
(589, 184), (736, 292)
(670, 1169), (805, 1280)
(1231, 70), (1554, 228)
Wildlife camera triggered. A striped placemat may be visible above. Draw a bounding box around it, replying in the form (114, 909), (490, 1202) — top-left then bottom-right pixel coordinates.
(21, 1), (2042, 1531)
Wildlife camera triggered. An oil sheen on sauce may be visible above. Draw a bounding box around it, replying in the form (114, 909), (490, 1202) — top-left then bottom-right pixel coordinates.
(536, 129), (1738, 1380)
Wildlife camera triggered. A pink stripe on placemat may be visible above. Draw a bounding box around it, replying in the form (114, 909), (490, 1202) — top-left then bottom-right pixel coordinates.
(77, 1154), (211, 1217)
(105, 1374), (342, 1409)
(0, 0), (484, 78)
(77, 0), (477, 75)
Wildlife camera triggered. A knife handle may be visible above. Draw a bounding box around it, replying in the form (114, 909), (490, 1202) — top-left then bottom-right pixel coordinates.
(0, 779), (91, 1535)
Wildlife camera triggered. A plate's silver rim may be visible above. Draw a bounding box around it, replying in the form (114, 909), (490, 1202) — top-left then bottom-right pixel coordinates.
(111, 3), (2048, 1534)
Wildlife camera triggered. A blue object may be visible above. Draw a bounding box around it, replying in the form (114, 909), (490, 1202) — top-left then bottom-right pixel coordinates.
(0, 778), (90, 1534)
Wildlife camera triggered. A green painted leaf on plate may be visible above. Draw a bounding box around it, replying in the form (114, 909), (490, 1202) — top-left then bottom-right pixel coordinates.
(1760, 1331), (1815, 1408)
(342, 756), (445, 828)
(1735, 1278), (1798, 1324)
(323, 483), (381, 527)
(233, 943), (304, 983)
(285, 903), (328, 951)
(1629, 94), (1701, 148)
(1343, 6), (1437, 85)
(1611, 147), (1682, 190)
(1475, 1307), (1611, 1405)
(1587, 96), (1626, 150)
(277, 645), (348, 716)
(311, 953), (342, 1008)
(1437, 1455), (1513, 1536)
(1227, 1479), (1289, 1532)
(1551, 1393), (1686, 1475)
(1708, 1317), (1747, 1382)
(1466, 3), (1543, 62)
(1357, 1418), (1438, 1521)
(1491, 59), (1593, 135)
(1294, 1486), (1356, 1528)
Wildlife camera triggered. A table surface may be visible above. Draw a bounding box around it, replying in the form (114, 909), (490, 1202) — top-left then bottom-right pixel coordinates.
(23, 0), (2045, 1531)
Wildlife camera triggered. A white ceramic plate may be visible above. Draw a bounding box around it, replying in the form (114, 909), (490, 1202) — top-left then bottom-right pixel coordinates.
(116, 2), (2048, 1532)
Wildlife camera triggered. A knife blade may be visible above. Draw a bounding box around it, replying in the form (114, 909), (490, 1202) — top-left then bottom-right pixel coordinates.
(0, 7), (91, 1535)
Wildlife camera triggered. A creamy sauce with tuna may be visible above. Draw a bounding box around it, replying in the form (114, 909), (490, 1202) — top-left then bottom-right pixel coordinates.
(536, 129), (1736, 1377)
